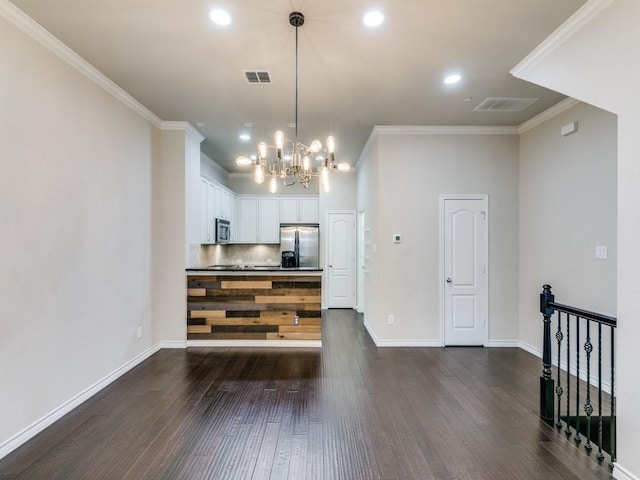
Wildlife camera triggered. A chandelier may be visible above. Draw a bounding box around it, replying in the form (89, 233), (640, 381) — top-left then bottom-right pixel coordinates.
(235, 11), (350, 193)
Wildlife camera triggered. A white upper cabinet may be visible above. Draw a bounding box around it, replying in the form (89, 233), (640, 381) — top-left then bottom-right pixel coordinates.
(200, 178), (212, 243)
(299, 197), (319, 223)
(236, 196), (280, 244)
(258, 197), (280, 243)
(279, 196), (319, 223)
(237, 197), (258, 243)
(200, 175), (236, 243)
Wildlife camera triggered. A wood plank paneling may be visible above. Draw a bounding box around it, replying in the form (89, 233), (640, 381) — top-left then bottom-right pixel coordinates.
(221, 281), (272, 289)
(187, 288), (206, 296)
(186, 274), (322, 342)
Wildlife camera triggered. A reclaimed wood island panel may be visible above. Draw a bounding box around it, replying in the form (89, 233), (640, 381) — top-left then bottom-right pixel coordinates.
(186, 270), (322, 342)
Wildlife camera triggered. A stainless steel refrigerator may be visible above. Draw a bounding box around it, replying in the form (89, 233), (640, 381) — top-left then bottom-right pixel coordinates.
(280, 224), (319, 268)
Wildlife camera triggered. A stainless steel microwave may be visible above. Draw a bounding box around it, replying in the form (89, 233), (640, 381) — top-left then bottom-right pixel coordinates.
(215, 218), (230, 243)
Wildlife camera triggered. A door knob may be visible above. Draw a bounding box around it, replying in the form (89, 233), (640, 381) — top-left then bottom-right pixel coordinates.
(446, 277), (452, 283)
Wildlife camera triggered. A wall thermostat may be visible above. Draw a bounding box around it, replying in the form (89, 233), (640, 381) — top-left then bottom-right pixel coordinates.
(393, 233), (402, 243)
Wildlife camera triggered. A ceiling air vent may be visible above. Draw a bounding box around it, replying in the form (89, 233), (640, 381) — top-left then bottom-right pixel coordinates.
(243, 70), (271, 84)
(473, 97), (539, 112)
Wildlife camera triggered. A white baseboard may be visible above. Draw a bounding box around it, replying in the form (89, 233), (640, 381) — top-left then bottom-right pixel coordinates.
(363, 319), (441, 347)
(374, 339), (442, 347)
(186, 340), (322, 348)
(485, 340), (520, 347)
(160, 340), (187, 349)
(519, 341), (612, 395)
(614, 463), (640, 480)
(0, 342), (162, 461)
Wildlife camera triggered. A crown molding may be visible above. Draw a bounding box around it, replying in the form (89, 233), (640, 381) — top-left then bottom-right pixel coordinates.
(518, 98), (581, 134)
(510, 0), (616, 78)
(373, 125), (519, 135)
(227, 172), (253, 179)
(0, 0), (162, 127)
(160, 121), (204, 143)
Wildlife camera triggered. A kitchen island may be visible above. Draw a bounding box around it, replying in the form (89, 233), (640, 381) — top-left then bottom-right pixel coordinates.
(186, 267), (322, 346)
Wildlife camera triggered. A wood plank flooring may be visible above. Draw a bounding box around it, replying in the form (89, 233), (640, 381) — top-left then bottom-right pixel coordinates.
(0, 310), (613, 479)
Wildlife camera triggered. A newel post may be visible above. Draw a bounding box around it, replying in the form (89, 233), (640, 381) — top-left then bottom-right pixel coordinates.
(540, 284), (555, 425)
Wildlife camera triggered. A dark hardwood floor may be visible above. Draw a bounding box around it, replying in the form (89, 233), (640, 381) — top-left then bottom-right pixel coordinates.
(1, 310), (613, 479)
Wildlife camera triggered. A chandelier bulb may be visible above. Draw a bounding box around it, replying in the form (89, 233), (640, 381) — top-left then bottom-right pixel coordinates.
(337, 163), (351, 172)
(269, 176), (278, 193)
(309, 140), (322, 153)
(236, 156), (252, 167)
(302, 155), (311, 171)
(326, 136), (336, 154)
(275, 131), (285, 150)
(254, 164), (265, 184)
(258, 142), (268, 159)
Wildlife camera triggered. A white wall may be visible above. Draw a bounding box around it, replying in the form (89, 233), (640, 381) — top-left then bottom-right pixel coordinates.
(357, 138), (380, 331)
(0, 13), (159, 452)
(512, 0), (639, 476)
(519, 102), (617, 353)
(358, 129), (520, 345)
(200, 152), (228, 186)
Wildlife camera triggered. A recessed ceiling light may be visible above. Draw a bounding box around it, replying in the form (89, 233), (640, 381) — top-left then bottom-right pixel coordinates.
(444, 74), (462, 85)
(196, 122), (205, 127)
(464, 97), (473, 102)
(209, 9), (231, 26)
(315, 155), (323, 161)
(363, 10), (385, 27)
(244, 122), (253, 128)
(283, 154), (292, 161)
(251, 154), (257, 161)
(289, 122), (296, 128)
(239, 133), (251, 141)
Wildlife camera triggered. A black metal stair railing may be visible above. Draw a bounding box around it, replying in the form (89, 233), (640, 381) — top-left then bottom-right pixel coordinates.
(539, 284), (617, 471)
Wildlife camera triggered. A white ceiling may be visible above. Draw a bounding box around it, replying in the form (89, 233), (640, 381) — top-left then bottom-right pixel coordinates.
(10, 0), (587, 172)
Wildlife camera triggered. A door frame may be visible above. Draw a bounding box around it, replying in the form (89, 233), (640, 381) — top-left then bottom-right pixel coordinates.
(356, 210), (366, 314)
(439, 194), (489, 346)
(324, 210), (356, 309)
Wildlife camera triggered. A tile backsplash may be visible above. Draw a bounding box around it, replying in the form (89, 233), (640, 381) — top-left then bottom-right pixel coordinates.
(200, 244), (281, 267)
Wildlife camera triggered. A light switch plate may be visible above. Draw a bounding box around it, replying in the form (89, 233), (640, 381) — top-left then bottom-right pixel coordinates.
(595, 246), (608, 259)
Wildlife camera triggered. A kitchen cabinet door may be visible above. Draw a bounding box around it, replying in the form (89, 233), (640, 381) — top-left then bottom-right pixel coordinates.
(299, 197), (319, 223)
(279, 196), (319, 223)
(258, 197), (280, 243)
(279, 197), (298, 223)
(237, 197), (258, 243)
(200, 178), (211, 243)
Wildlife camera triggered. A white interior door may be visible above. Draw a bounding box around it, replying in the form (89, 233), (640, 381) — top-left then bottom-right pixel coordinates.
(442, 196), (488, 345)
(327, 211), (355, 308)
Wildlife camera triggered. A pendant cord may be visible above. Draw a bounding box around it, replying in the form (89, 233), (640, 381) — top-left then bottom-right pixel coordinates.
(294, 24), (299, 144)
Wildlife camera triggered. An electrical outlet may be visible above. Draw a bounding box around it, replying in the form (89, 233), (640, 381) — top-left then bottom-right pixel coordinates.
(137, 326), (143, 338)
(294, 316), (300, 326)
(388, 314), (395, 325)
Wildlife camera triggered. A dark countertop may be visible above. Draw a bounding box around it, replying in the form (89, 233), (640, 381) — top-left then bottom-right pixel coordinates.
(186, 266), (323, 273)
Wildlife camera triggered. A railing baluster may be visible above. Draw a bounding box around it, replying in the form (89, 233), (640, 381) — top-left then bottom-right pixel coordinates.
(565, 312), (572, 437)
(609, 327), (616, 471)
(575, 315), (582, 445)
(596, 323), (604, 462)
(555, 312), (564, 429)
(538, 285), (617, 467)
(584, 320), (593, 453)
